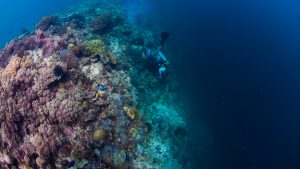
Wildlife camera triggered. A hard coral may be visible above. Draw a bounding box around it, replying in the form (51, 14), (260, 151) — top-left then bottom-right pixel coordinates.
(0, 30), (66, 68)
(71, 44), (87, 58)
(93, 128), (106, 141)
(37, 30), (66, 57)
(68, 14), (86, 29)
(123, 106), (139, 120)
(91, 15), (113, 34)
(0, 51), (100, 167)
(107, 51), (117, 65)
(85, 39), (106, 56)
(0, 37), (37, 67)
(37, 16), (60, 31)
(62, 53), (80, 70)
(0, 6), (150, 168)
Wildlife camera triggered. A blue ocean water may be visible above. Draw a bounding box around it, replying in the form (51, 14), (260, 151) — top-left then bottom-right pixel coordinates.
(165, 1), (300, 169)
(0, 0), (300, 169)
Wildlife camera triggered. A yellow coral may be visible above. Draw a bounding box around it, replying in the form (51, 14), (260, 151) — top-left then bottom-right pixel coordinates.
(93, 128), (106, 141)
(97, 90), (106, 97)
(2, 55), (21, 79)
(1, 55), (21, 91)
(123, 106), (139, 120)
(129, 127), (138, 138)
(22, 163), (29, 169)
(99, 99), (109, 106)
(85, 39), (106, 56)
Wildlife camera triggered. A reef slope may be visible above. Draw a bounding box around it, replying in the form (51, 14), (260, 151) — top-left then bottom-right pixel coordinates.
(0, 0), (187, 168)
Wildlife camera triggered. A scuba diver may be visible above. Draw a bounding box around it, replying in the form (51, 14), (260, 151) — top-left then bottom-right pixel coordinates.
(144, 32), (170, 79)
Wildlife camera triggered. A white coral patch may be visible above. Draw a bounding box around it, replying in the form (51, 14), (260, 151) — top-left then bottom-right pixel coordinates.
(82, 62), (103, 80)
(29, 49), (43, 63)
(0, 153), (11, 164)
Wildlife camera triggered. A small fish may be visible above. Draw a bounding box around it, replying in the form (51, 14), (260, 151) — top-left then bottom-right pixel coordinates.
(98, 85), (106, 91)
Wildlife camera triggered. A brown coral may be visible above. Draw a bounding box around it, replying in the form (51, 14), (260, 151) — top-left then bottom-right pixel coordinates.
(71, 45), (87, 58)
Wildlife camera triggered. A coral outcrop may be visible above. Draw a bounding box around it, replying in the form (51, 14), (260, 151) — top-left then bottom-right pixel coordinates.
(0, 15), (147, 169)
(37, 16), (60, 31)
(0, 50), (98, 167)
(0, 30), (66, 67)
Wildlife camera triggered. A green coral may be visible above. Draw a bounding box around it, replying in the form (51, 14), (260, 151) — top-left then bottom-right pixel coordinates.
(85, 39), (106, 55)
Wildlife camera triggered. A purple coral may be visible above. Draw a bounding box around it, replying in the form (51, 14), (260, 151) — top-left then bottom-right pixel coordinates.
(37, 16), (60, 31)
(0, 52), (99, 167)
(0, 7), (148, 169)
(0, 36), (37, 67)
(35, 30), (66, 57)
(0, 30), (66, 67)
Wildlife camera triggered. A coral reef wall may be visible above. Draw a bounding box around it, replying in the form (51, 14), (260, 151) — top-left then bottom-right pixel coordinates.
(0, 0), (187, 169)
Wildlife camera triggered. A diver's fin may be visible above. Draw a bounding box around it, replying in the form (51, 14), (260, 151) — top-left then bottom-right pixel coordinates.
(160, 32), (170, 46)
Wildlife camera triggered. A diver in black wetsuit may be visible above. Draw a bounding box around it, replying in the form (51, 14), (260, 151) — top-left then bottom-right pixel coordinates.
(144, 32), (170, 79)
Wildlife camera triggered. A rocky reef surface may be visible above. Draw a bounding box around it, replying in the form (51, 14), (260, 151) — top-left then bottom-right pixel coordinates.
(0, 0), (187, 168)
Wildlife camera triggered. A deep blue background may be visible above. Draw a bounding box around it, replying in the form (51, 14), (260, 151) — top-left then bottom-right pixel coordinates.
(160, 0), (300, 169)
